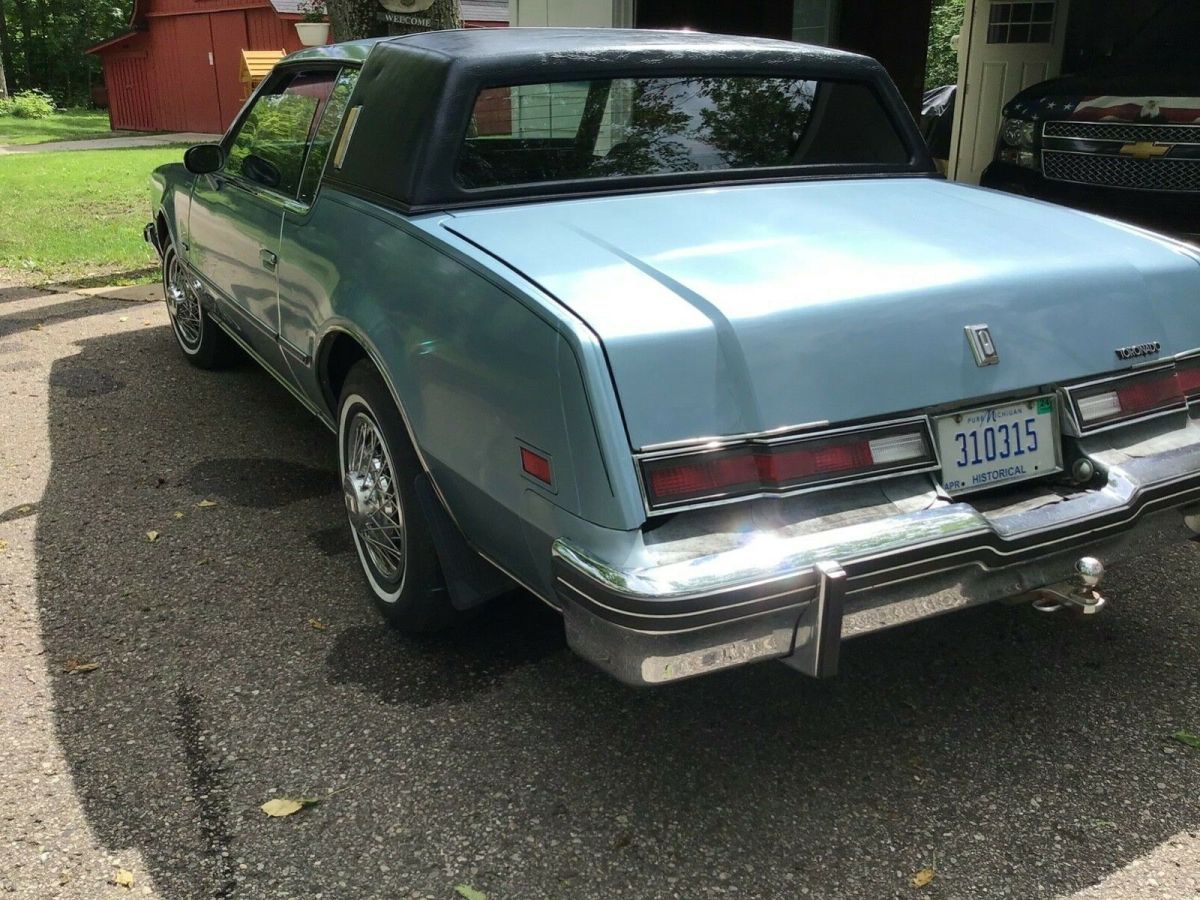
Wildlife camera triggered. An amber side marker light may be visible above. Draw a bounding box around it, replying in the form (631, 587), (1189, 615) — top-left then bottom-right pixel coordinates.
(641, 424), (935, 510)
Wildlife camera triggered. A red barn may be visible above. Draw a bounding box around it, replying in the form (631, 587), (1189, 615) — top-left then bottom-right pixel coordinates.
(88, 0), (509, 134)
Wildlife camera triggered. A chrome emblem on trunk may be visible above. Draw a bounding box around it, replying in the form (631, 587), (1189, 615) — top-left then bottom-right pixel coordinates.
(965, 324), (999, 367)
(1115, 341), (1161, 360)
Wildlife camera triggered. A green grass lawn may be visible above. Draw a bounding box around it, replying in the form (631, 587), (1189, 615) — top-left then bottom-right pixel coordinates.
(0, 109), (144, 146)
(0, 145), (185, 286)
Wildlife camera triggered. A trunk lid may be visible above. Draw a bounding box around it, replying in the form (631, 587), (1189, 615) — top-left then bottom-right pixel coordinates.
(444, 178), (1200, 449)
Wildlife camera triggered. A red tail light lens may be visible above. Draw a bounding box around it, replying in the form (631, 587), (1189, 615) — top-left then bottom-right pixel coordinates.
(640, 423), (935, 510)
(1071, 366), (1187, 429)
(644, 448), (759, 502)
(1176, 358), (1200, 398)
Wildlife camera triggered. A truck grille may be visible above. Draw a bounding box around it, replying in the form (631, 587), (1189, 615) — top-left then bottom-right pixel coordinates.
(1043, 120), (1200, 145)
(1042, 151), (1200, 193)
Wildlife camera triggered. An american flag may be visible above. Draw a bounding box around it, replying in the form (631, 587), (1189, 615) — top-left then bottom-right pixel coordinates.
(1070, 96), (1200, 124)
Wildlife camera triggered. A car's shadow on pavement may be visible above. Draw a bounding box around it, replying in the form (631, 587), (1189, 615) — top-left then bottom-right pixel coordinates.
(36, 325), (1200, 899)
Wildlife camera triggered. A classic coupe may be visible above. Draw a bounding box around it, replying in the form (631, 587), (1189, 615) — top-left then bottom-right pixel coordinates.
(148, 28), (1200, 685)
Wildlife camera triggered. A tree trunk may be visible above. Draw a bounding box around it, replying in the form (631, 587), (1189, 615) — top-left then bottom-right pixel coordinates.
(0, 0), (11, 98)
(327, 0), (386, 42)
(329, 0), (462, 42)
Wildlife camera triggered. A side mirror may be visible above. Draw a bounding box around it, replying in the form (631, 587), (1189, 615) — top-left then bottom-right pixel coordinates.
(184, 143), (224, 175)
(241, 153), (282, 189)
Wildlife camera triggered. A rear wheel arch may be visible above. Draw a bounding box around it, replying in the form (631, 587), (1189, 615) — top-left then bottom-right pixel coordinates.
(318, 330), (371, 420)
(317, 330), (426, 467)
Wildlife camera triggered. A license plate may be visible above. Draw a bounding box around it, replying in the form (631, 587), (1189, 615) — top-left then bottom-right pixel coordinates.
(935, 396), (1061, 495)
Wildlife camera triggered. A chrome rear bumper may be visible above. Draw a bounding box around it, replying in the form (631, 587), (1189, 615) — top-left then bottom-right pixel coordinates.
(553, 420), (1200, 685)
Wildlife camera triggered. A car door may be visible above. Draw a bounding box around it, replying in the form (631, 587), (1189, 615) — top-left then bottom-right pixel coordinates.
(275, 67), (361, 405)
(187, 68), (339, 370)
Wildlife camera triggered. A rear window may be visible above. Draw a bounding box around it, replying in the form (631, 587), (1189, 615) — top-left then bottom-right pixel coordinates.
(457, 75), (912, 189)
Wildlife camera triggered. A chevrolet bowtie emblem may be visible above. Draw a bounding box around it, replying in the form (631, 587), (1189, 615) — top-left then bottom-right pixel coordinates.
(1119, 141), (1172, 161)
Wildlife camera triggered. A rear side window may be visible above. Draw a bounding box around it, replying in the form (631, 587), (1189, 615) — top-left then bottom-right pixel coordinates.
(457, 75), (912, 189)
(226, 70), (337, 197)
(298, 68), (360, 204)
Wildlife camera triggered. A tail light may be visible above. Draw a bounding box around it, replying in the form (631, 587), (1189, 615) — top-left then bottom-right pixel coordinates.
(1069, 364), (1190, 431)
(640, 420), (936, 510)
(1175, 356), (1200, 398)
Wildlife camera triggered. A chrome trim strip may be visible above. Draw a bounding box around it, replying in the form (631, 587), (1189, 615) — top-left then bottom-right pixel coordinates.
(333, 104), (362, 170)
(558, 576), (814, 637)
(557, 575), (812, 623)
(637, 420), (831, 454)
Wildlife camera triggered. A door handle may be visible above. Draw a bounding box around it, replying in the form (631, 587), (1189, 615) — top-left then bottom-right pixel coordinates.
(260, 249), (278, 272)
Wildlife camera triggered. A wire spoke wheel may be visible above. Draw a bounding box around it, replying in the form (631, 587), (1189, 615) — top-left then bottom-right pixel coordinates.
(342, 411), (406, 586)
(164, 250), (203, 351)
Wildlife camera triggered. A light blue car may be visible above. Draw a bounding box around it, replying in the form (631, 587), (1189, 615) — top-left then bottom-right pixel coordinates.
(148, 28), (1200, 685)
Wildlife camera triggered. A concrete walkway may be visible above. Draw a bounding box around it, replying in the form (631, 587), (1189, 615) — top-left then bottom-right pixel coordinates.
(0, 131), (220, 155)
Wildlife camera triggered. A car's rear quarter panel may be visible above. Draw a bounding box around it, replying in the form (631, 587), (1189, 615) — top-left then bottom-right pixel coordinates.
(278, 189), (642, 598)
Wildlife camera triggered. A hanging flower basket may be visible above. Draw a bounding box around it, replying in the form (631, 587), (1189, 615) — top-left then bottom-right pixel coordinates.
(295, 21), (330, 46)
(295, 1), (329, 46)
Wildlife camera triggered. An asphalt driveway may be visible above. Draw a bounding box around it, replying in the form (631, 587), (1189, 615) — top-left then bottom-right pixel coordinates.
(1, 282), (1198, 899)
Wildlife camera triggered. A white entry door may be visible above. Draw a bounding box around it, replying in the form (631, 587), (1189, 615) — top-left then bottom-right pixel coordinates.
(949, 0), (1069, 184)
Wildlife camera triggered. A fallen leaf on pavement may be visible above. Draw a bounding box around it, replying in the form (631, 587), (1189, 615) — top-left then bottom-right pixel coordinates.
(261, 797), (318, 817)
(308, 618), (328, 631)
(911, 867), (935, 889)
(0, 539), (8, 552)
(119, 316), (129, 323)
(173, 511), (184, 519)
(110, 869), (134, 889)
(33, 323), (43, 331)
(455, 886), (487, 900)
(197, 499), (218, 508)
(65, 659), (100, 674)
(1173, 730), (1200, 751)
(146, 530), (159, 542)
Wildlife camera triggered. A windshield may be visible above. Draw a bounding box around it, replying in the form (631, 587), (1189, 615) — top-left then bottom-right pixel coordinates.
(1116, 0), (1199, 67)
(457, 75), (913, 189)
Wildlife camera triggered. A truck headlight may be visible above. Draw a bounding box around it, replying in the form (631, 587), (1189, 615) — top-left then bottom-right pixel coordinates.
(1001, 118), (1036, 149)
(998, 118), (1039, 170)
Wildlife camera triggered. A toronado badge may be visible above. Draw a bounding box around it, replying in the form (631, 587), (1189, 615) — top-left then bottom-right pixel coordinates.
(1115, 341), (1162, 360)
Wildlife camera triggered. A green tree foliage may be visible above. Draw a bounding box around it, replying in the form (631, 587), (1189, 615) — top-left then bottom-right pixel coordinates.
(925, 0), (965, 88)
(0, 86), (54, 116)
(226, 90), (322, 195)
(699, 78), (814, 168)
(0, 0), (133, 107)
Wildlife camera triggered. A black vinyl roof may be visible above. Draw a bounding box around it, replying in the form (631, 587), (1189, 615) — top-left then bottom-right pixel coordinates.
(384, 26), (862, 70)
(321, 28), (931, 211)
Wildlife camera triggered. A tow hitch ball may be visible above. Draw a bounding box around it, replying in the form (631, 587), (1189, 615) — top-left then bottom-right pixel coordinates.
(1030, 557), (1107, 615)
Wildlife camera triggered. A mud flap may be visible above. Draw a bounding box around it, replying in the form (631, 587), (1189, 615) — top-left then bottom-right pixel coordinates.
(413, 473), (514, 611)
